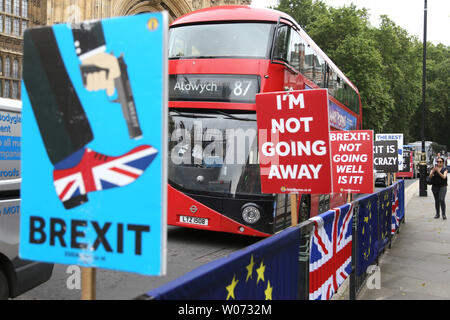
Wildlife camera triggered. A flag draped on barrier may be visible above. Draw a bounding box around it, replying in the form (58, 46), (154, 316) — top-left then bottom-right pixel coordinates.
(355, 194), (378, 276)
(391, 183), (400, 234)
(377, 188), (392, 253)
(309, 203), (353, 300)
(146, 226), (300, 300)
(397, 180), (405, 221)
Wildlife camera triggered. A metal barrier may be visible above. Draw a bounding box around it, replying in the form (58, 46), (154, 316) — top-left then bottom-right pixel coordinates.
(136, 180), (405, 300)
(349, 180), (405, 300)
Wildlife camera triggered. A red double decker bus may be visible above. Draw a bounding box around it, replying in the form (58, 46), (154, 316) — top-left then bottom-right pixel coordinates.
(167, 6), (363, 237)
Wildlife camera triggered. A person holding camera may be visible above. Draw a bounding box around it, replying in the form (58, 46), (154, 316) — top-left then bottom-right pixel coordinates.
(429, 157), (447, 220)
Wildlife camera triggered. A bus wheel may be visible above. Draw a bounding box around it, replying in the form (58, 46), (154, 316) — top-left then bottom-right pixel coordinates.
(0, 269), (9, 300)
(298, 195), (311, 223)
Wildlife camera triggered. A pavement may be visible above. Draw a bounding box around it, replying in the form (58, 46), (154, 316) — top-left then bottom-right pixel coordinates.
(357, 180), (450, 300)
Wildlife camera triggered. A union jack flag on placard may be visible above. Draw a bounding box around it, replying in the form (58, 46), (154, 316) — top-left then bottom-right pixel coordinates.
(53, 145), (158, 208)
(309, 203), (353, 300)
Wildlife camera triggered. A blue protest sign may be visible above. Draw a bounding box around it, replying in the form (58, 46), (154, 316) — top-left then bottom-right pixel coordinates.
(19, 13), (167, 276)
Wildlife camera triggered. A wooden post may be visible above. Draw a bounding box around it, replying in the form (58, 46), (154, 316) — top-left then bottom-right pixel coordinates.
(291, 194), (298, 226)
(81, 267), (96, 300)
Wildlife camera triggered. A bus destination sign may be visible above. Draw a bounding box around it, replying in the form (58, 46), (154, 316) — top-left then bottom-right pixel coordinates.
(169, 74), (260, 103)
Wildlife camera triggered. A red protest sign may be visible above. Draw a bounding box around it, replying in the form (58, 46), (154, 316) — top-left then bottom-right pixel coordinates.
(256, 89), (332, 194)
(330, 130), (374, 194)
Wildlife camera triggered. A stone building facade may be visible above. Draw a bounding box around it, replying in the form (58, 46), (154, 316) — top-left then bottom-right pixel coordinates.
(0, 0), (46, 99)
(0, 0), (251, 100)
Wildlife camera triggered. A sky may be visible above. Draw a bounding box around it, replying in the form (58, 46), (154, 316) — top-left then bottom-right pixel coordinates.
(250, 0), (450, 46)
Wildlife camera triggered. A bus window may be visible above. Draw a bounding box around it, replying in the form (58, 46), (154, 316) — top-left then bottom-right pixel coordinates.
(288, 31), (302, 70)
(327, 67), (337, 96)
(347, 85), (360, 114)
(334, 76), (346, 105)
(170, 37), (186, 58)
(315, 54), (326, 87)
(273, 24), (290, 62)
(304, 45), (316, 83)
(169, 23), (273, 59)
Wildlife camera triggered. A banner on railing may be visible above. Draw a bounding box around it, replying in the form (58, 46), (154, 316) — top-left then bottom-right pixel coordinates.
(377, 188), (392, 253)
(355, 194), (378, 276)
(309, 203), (353, 300)
(391, 183), (400, 234)
(397, 180), (405, 221)
(146, 226), (300, 300)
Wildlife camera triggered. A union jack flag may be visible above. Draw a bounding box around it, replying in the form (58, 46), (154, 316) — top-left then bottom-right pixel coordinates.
(309, 203), (353, 300)
(391, 184), (399, 234)
(53, 145), (158, 206)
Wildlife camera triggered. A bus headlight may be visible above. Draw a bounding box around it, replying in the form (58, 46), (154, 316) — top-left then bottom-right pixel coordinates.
(241, 203), (261, 225)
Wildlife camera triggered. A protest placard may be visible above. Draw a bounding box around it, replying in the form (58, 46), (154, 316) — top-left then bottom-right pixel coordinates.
(330, 130), (374, 193)
(256, 89), (332, 194)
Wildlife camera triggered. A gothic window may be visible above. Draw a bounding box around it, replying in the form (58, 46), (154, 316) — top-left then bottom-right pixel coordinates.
(21, 20), (26, 35)
(12, 80), (18, 98)
(5, 16), (11, 34)
(5, 57), (10, 77)
(12, 59), (18, 78)
(13, 18), (19, 36)
(22, 0), (28, 18)
(5, 0), (11, 13)
(4, 80), (10, 98)
(13, 0), (20, 15)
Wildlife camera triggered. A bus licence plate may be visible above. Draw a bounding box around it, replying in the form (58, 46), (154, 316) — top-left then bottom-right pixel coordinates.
(179, 215), (209, 226)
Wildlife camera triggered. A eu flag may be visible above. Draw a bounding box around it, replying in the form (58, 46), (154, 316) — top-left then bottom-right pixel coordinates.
(146, 226), (300, 300)
(377, 188), (392, 253)
(356, 194), (378, 276)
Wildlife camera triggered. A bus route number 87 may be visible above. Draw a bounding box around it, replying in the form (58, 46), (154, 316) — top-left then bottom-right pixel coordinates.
(233, 80), (252, 97)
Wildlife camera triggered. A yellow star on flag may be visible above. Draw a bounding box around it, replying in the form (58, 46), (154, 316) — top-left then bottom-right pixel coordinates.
(265, 281), (273, 300)
(246, 255), (255, 282)
(226, 274), (239, 300)
(256, 261), (265, 284)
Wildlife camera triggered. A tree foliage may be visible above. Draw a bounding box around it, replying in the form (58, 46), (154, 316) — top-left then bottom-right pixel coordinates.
(275, 0), (449, 147)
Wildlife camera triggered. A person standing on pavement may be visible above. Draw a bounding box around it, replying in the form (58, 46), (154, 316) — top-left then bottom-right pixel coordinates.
(429, 157), (447, 220)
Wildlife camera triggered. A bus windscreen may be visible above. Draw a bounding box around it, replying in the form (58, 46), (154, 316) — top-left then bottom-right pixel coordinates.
(169, 23), (273, 59)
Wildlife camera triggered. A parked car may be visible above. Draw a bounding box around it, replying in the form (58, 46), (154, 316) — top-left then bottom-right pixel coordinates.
(375, 170), (388, 187)
(0, 199), (54, 300)
(0, 98), (53, 299)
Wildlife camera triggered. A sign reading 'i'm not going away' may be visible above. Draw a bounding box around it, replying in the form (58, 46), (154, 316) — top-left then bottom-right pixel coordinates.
(256, 89), (332, 194)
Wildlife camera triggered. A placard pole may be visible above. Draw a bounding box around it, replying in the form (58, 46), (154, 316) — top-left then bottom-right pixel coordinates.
(81, 267), (96, 300)
(291, 194), (298, 226)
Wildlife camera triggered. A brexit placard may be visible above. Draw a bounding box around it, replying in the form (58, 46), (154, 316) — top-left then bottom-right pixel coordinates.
(374, 140), (398, 172)
(330, 130), (374, 194)
(375, 134), (403, 171)
(19, 13), (168, 276)
(256, 89), (332, 194)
